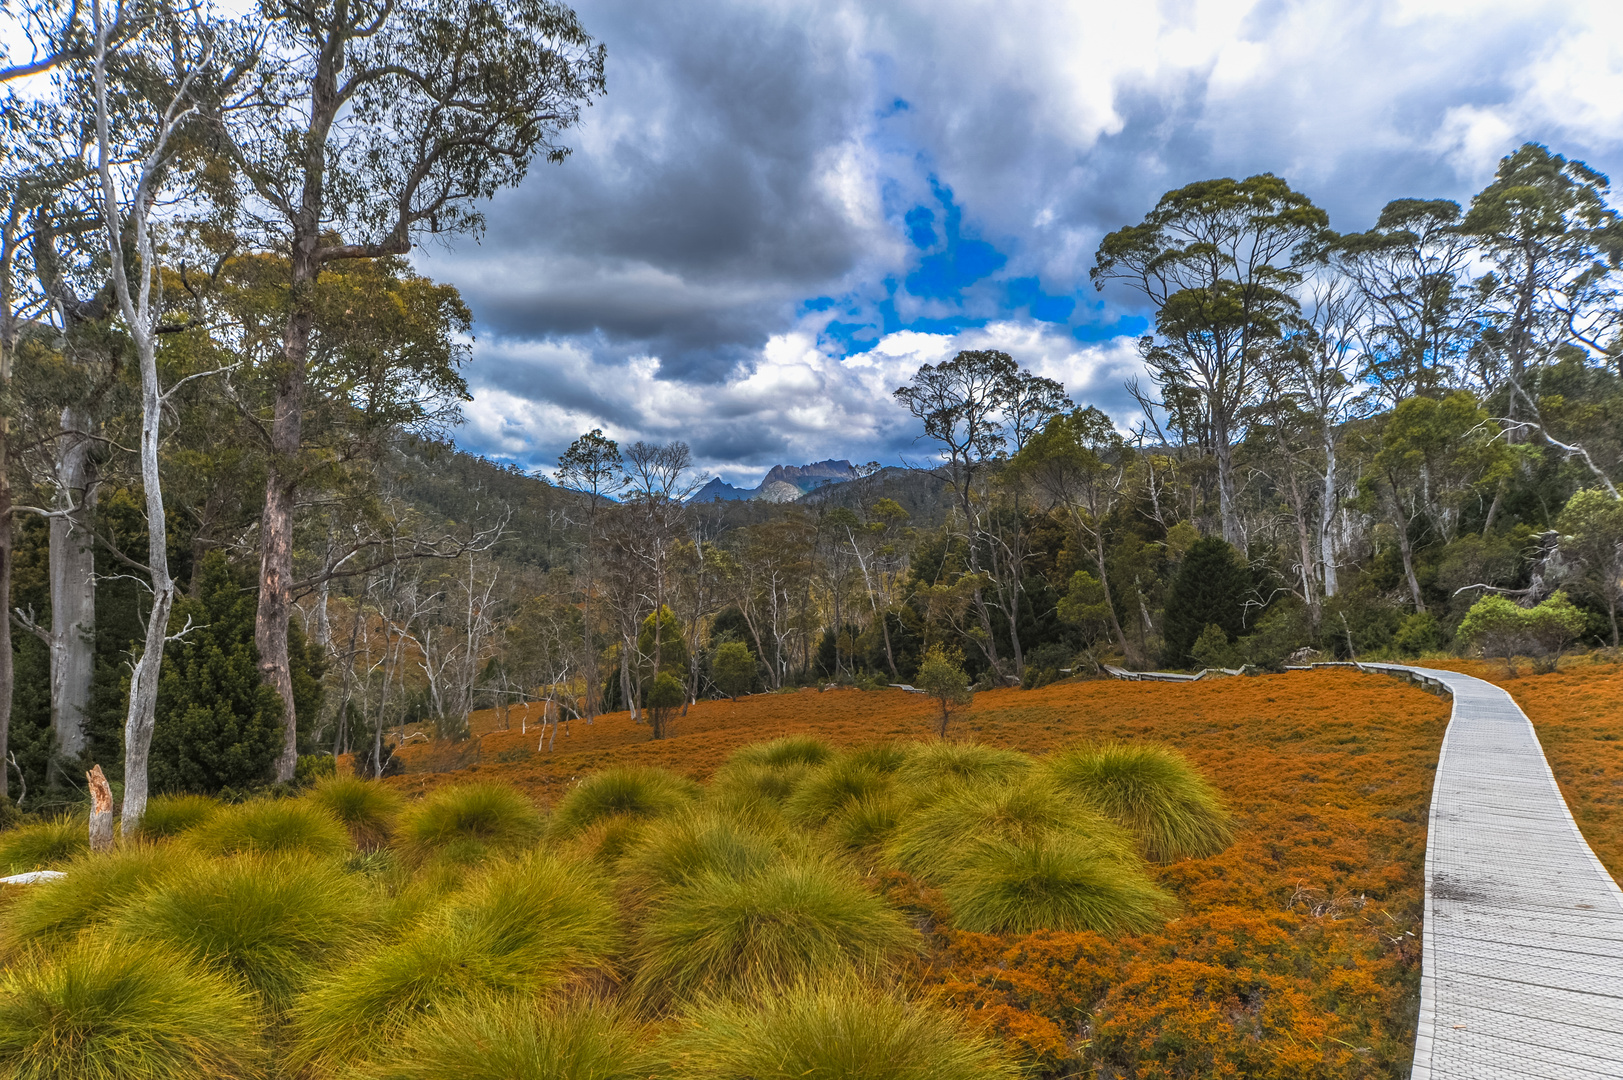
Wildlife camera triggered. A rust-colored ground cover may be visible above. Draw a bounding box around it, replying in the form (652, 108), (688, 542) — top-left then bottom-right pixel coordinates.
(1419, 656), (1623, 881)
(384, 670), (1446, 1078)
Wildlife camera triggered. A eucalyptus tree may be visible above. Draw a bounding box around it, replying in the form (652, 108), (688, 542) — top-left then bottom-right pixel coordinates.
(1092, 175), (1328, 547)
(620, 440), (702, 700)
(213, 0), (605, 781)
(557, 428), (622, 723)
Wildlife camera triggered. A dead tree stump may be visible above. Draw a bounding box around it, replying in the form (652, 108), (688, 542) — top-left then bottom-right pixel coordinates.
(87, 765), (114, 853)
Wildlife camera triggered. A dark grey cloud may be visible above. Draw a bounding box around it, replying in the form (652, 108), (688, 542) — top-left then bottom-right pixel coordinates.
(418, 0), (1623, 484)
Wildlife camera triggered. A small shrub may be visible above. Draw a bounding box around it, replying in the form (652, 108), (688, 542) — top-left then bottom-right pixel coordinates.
(659, 978), (1012, 1080)
(186, 799), (351, 858)
(0, 817), (87, 874)
(632, 857), (918, 1005)
(113, 852), (375, 1013)
(783, 758), (890, 828)
(307, 776), (404, 850)
(292, 850), (618, 1071)
(295, 754), (338, 788)
(895, 742), (1031, 791)
(356, 994), (648, 1080)
(1044, 743), (1232, 862)
(725, 736), (835, 770)
(136, 794), (220, 838)
(549, 768), (700, 838)
(0, 937), (262, 1080)
(915, 646), (973, 737)
(943, 837), (1173, 935)
(2, 845), (194, 949)
(397, 782), (543, 866)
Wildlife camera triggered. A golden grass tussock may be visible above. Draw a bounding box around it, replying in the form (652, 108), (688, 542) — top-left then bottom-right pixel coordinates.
(942, 837), (1175, 935)
(658, 978), (1015, 1080)
(894, 742), (1033, 791)
(0, 937), (263, 1080)
(185, 799), (351, 859)
(1043, 742), (1233, 862)
(783, 756), (892, 828)
(395, 782), (544, 866)
(549, 767), (702, 838)
(305, 776), (404, 851)
(631, 855), (920, 1007)
(1, 843), (195, 952)
(0, 817), (88, 875)
(134, 794), (220, 838)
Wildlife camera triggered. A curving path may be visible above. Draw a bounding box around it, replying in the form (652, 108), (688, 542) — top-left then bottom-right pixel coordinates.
(1363, 663), (1623, 1079)
(1108, 660), (1623, 1076)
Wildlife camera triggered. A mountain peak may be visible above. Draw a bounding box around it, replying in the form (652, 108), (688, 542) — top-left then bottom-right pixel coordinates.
(690, 459), (858, 503)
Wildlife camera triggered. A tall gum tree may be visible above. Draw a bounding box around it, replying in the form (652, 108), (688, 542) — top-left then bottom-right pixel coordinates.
(214, 0), (604, 780)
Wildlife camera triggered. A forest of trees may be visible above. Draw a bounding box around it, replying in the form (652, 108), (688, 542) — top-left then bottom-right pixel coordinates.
(5, 0), (1623, 816)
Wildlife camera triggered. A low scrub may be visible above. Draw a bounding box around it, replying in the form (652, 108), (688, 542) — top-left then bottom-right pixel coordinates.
(307, 777), (403, 851)
(660, 978), (1012, 1080)
(356, 994), (648, 1080)
(186, 800), (351, 859)
(0, 937), (262, 1080)
(631, 856), (918, 1006)
(942, 837), (1173, 935)
(2, 845), (193, 950)
(396, 782), (543, 866)
(136, 794), (219, 838)
(550, 768), (700, 838)
(0, 817), (88, 874)
(112, 852), (375, 1013)
(1044, 743), (1232, 862)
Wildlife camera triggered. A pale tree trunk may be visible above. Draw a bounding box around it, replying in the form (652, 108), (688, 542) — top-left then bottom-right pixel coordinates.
(49, 406), (97, 765)
(1214, 418), (1242, 548)
(0, 289), (13, 799)
(1320, 439), (1338, 598)
(1397, 521), (1426, 615)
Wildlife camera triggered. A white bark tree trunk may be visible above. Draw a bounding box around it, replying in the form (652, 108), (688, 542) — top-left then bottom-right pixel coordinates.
(48, 406), (97, 763)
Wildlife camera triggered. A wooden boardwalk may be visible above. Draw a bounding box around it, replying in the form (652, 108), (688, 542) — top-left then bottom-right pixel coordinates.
(1105, 661), (1623, 1076)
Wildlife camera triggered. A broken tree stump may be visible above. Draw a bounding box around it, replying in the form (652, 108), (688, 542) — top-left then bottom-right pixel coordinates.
(87, 765), (114, 853)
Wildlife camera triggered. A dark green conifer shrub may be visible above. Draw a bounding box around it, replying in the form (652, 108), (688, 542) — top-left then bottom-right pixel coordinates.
(1161, 536), (1251, 668)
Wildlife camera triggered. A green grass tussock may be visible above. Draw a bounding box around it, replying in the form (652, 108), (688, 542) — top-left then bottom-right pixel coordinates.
(1043, 742), (1233, 862)
(620, 810), (782, 897)
(659, 978), (1013, 1080)
(0, 937), (263, 1080)
(707, 761), (810, 820)
(783, 758), (890, 828)
(550, 768), (701, 838)
(356, 994), (648, 1080)
(292, 850), (619, 1071)
(136, 794), (219, 838)
(0, 817), (88, 874)
(112, 852), (375, 1013)
(631, 856), (919, 1006)
(2, 844), (194, 949)
(894, 742), (1032, 790)
(725, 736), (835, 770)
(396, 782), (544, 866)
(824, 792), (904, 853)
(846, 741), (910, 775)
(186, 800), (351, 859)
(942, 837), (1173, 935)
(307, 777), (403, 850)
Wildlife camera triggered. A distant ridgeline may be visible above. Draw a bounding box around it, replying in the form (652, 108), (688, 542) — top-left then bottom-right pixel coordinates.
(690, 460), (859, 503)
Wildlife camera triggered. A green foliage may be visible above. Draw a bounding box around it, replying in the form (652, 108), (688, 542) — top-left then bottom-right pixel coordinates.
(357, 995), (649, 1080)
(620, 809), (782, 897)
(1190, 623), (1235, 670)
(711, 640), (757, 700)
(397, 782), (543, 866)
(914, 645), (973, 736)
(150, 552), (287, 796)
(136, 793), (219, 838)
(646, 672), (687, 740)
(186, 799), (351, 858)
(659, 979), (1013, 1080)
(1392, 612), (1445, 657)
(0, 938), (262, 1080)
(943, 837), (1174, 935)
(637, 606), (689, 680)
(1057, 571), (1113, 644)
(2, 845), (194, 949)
(550, 768), (700, 839)
(307, 776), (404, 851)
(0, 817), (87, 874)
(1044, 743), (1233, 862)
(1162, 537), (1251, 668)
(1457, 593), (1530, 675)
(295, 754), (337, 788)
(631, 856), (919, 1006)
(292, 851), (619, 1071)
(1558, 488), (1623, 644)
(784, 758), (890, 829)
(112, 852), (375, 1013)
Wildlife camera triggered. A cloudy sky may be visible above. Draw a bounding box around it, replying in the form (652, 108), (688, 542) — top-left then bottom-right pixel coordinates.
(417, 0), (1623, 486)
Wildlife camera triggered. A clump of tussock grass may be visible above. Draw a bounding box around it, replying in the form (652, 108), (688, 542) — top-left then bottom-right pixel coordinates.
(0, 817), (87, 874)
(894, 742), (1032, 791)
(2, 844), (193, 949)
(307, 776), (403, 851)
(706, 761), (810, 819)
(783, 758), (890, 829)
(396, 782), (543, 866)
(631, 856), (919, 1006)
(135, 794), (219, 838)
(885, 777), (1129, 881)
(355, 994), (649, 1080)
(658, 978), (1013, 1080)
(291, 850), (619, 1072)
(847, 741), (910, 775)
(1043, 742), (1233, 862)
(186, 799), (351, 859)
(725, 736), (835, 771)
(942, 837), (1173, 935)
(549, 767), (700, 839)
(112, 851), (375, 1014)
(620, 809), (782, 897)
(0, 937), (263, 1080)
(825, 791), (905, 853)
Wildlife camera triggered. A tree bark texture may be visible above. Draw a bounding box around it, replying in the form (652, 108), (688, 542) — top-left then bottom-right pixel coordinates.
(49, 406), (97, 763)
(86, 764), (113, 852)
